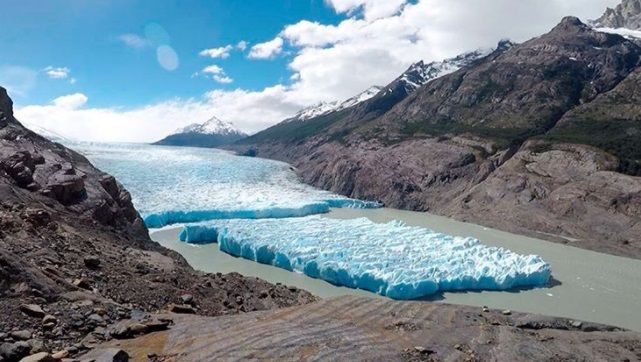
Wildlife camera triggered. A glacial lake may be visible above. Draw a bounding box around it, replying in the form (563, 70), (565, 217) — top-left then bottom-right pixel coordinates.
(70, 142), (641, 331)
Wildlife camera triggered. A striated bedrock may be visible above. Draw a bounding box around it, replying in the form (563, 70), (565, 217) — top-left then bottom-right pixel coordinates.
(233, 17), (641, 259)
(0, 86), (315, 360)
(110, 295), (641, 361)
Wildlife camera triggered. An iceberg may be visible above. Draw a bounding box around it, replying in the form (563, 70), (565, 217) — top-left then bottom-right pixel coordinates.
(179, 216), (551, 300)
(66, 142), (380, 228)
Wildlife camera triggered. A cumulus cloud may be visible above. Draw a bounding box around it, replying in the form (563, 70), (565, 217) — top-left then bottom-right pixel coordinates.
(248, 37), (284, 59)
(197, 65), (234, 84)
(199, 45), (233, 59)
(43, 66), (70, 79)
(51, 93), (88, 109)
(237, 40), (249, 51)
(117, 33), (151, 49)
(325, 0), (407, 20)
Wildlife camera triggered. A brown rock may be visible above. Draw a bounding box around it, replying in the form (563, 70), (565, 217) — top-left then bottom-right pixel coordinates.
(20, 304), (45, 318)
(19, 352), (54, 362)
(79, 348), (128, 362)
(168, 304), (195, 314)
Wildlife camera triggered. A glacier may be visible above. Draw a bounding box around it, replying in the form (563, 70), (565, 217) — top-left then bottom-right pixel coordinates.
(179, 216), (551, 300)
(67, 142), (380, 228)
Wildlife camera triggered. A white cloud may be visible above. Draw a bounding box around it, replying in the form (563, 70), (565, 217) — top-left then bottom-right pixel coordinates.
(237, 40), (248, 51)
(198, 65), (234, 84)
(15, 0), (622, 143)
(199, 45), (234, 59)
(248, 37), (284, 59)
(15, 89), (299, 143)
(325, 0), (407, 20)
(51, 93), (88, 109)
(43, 66), (70, 79)
(117, 33), (151, 49)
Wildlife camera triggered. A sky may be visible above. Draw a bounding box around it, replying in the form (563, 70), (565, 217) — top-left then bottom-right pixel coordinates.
(0, 0), (622, 142)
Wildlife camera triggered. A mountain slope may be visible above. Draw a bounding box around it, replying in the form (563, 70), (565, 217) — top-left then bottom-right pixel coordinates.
(154, 116), (247, 148)
(0, 86), (313, 360)
(233, 17), (641, 258)
(239, 44), (496, 145)
(284, 86), (383, 123)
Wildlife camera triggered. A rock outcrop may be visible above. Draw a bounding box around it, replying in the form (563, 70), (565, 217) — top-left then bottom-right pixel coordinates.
(593, 0), (641, 29)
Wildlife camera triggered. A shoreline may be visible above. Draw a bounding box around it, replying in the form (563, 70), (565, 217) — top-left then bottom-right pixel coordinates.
(150, 207), (641, 332)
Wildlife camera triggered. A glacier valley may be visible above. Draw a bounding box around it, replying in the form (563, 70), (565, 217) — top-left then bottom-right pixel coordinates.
(69, 142), (380, 227)
(70, 142), (551, 299)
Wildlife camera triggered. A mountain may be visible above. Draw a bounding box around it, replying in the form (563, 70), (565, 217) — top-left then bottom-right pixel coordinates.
(0, 86), (313, 360)
(284, 86), (383, 123)
(241, 43), (500, 145)
(592, 0), (641, 29)
(231, 16), (641, 259)
(154, 116), (247, 148)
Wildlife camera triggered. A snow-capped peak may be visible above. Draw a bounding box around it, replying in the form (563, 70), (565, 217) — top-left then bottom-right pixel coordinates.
(393, 46), (495, 94)
(287, 86), (383, 122)
(591, 0), (641, 39)
(175, 116), (244, 136)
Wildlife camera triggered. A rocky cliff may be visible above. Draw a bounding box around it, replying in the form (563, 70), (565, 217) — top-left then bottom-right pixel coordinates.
(593, 0), (641, 29)
(0, 87), (314, 361)
(233, 17), (641, 259)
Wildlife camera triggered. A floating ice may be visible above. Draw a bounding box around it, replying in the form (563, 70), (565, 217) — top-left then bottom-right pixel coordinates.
(179, 216), (551, 299)
(67, 142), (380, 227)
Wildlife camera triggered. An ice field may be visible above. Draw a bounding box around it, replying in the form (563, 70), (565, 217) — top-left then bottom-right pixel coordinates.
(72, 142), (551, 299)
(179, 216), (551, 299)
(70, 142), (380, 227)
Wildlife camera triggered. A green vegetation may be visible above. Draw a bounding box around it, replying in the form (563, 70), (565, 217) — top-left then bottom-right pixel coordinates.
(239, 110), (349, 144)
(543, 119), (641, 176)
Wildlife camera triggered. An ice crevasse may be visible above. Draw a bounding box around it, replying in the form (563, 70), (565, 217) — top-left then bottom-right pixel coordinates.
(179, 216), (551, 300)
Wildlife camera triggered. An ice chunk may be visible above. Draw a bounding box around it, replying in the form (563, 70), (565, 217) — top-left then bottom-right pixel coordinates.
(66, 142), (380, 228)
(179, 216), (551, 299)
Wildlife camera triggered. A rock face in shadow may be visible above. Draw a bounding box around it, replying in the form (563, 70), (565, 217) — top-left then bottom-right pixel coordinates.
(111, 295), (641, 361)
(233, 17), (641, 259)
(0, 86), (316, 360)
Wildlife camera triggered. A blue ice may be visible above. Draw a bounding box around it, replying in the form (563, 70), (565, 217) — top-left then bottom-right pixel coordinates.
(67, 142), (380, 227)
(179, 216), (551, 300)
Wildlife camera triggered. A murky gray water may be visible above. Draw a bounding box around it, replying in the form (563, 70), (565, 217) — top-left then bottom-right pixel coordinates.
(151, 207), (641, 332)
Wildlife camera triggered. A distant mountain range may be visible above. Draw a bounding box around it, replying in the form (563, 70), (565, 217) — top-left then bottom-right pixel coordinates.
(230, 3), (641, 259)
(154, 116), (247, 148)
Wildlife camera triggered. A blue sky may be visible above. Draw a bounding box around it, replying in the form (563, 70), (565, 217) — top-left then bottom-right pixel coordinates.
(1, 0), (619, 142)
(0, 0), (344, 107)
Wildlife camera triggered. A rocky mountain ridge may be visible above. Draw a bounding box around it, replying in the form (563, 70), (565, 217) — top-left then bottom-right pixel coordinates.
(232, 16), (641, 259)
(593, 0), (641, 29)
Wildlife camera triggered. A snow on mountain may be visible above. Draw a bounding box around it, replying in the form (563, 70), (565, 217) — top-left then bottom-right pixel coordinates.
(282, 42), (512, 125)
(285, 86), (383, 123)
(174, 116), (245, 136)
(389, 41), (512, 96)
(592, 0), (641, 39)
